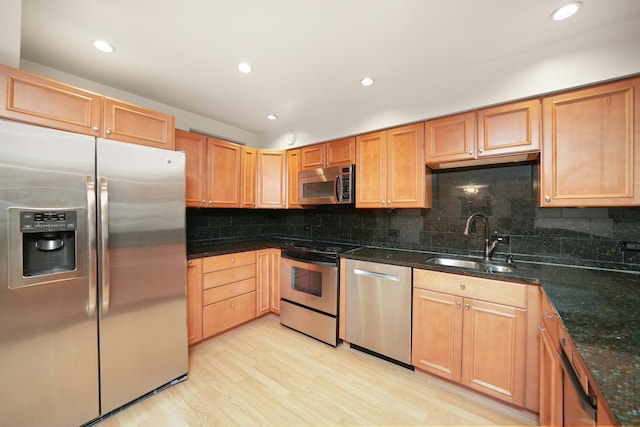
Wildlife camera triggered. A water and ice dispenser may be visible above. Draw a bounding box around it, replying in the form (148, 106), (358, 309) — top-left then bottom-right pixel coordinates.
(20, 211), (77, 276)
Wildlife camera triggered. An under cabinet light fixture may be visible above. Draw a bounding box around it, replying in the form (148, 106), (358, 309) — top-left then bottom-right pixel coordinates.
(93, 40), (114, 53)
(551, 2), (582, 21)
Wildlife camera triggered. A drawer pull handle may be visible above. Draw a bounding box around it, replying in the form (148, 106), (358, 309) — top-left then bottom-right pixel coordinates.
(231, 258), (236, 264)
(231, 288), (235, 294)
(456, 302), (461, 309)
(537, 326), (546, 332)
(231, 274), (235, 279)
(544, 311), (557, 319)
(230, 302), (235, 309)
(465, 303), (470, 311)
(460, 283), (466, 290)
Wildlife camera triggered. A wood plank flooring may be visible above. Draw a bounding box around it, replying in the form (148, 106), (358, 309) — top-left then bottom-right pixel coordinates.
(98, 314), (538, 426)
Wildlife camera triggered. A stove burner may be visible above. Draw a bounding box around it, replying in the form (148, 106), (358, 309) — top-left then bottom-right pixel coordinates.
(281, 240), (359, 256)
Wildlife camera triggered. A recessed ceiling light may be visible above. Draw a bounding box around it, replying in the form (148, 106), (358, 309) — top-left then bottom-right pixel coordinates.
(93, 40), (114, 53)
(266, 114), (278, 120)
(551, 2), (582, 21)
(238, 63), (252, 73)
(360, 77), (374, 87)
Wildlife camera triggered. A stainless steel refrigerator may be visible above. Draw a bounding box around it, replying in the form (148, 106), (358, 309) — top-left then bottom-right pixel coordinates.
(0, 119), (188, 427)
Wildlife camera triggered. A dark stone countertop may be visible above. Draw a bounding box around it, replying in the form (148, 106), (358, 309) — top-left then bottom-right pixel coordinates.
(188, 240), (640, 426)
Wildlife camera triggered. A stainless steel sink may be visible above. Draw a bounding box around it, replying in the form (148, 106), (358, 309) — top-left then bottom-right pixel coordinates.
(425, 256), (517, 274)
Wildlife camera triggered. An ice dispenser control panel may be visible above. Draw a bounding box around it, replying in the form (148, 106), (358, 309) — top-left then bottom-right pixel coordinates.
(20, 211), (77, 233)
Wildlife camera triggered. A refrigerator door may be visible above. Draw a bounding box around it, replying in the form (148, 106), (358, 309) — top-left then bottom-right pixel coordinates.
(96, 138), (188, 414)
(0, 120), (99, 427)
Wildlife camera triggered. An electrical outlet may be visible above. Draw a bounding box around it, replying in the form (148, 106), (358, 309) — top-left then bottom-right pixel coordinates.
(621, 241), (640, 252)
(388, 229), (400, 237)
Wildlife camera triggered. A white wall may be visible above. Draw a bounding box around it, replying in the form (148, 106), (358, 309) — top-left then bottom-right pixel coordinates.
(20, 60), (259, 146)
(0, 0), (22, 68)
(258, 17), (640, 149)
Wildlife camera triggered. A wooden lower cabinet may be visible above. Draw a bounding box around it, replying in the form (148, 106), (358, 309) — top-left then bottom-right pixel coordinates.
(538, 318), (563, 426)
(203, 292), (256, 338)
(186, 258), (203, 345)
(256, 248), (281, 316)
(412, 269), (528, 407)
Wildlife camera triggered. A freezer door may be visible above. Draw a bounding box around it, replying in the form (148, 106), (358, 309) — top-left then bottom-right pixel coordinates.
(96, 138), (188, 414)
(0, 120), (99, 427)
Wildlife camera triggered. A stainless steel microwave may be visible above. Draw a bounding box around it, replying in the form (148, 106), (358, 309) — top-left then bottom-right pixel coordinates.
(298, 164), (354, 205)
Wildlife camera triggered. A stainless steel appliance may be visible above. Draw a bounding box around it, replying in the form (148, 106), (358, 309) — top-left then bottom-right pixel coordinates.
(298, 164), (354, 205)
(345, 259), (412, 366)
(0, 120), (188, 427)
(560, 347), (597, 426)
(279, 241), (358, 346)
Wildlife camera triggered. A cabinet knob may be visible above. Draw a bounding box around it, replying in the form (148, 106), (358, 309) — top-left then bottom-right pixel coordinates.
(230, 302), (235, 309)
(537, 326), (546, 332)
(545, 195), (551, 203)
(387, 200), (391, 206)
(208, 200), (213, 204)
(459, 283), (466, 290)
(230, 274), (235, 279)
(231, 258), (235, 264)
(231, 288), (236, 294)
(465, 303), (470, 311)
(92, 125), (99, 133)
(202, 200), (206, 205)
(381, 200), (386, 205)
(106, 128), (112, 135)
(187, 260), (193, 267)
(479, 147), (484, 153)
(456, 302), (461, 309)
(468, 149), (473, 156)
(543, 311), (557, 319)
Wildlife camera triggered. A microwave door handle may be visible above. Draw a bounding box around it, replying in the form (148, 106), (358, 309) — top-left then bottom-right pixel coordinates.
(336, 175), (342, 202)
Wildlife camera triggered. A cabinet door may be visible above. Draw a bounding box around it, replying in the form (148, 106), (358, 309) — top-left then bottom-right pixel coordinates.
(326, 137), (356, 166)
(387, 122), (428, 208)
(300, 144), (325, 170)
(269, 250), (281, 314)
(241, 147), (257, 208)
(0, 64), (103, 136)
(103, 97), (175, 149)
(539, 324), (563, 426)
(175, 130), (207, 207)
(186, 259), (203, 345)
(257, 150), (286, 208)
(461, 298), (526, 406)
(540, 77), (640, 207)
(425, 111), (476, 166)
(286, 149), (302, 208)
(412, 289), (463, 382)
(355, 130), (387, 208)
(208, 138), (241, 208)
(256, 250), (271, 317)
(477, 99), (540, 158)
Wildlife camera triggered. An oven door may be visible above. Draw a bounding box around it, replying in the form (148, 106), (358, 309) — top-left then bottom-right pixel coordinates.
(280, 253), (338, 316)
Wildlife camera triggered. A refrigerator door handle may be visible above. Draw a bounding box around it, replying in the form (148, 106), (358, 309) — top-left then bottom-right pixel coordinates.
(86, 176), (97, 316)
(98, 177), (111, 313)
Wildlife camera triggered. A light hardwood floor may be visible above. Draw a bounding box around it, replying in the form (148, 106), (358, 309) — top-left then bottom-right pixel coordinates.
(98, 314), (538, 426)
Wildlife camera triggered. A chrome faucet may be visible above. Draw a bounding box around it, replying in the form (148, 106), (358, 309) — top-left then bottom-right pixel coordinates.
(463, 213), (499, 261)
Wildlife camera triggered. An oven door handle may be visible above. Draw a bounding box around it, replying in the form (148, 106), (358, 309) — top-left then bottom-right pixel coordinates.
(560, 348), (597, 419)
(281, 251), (337, 267)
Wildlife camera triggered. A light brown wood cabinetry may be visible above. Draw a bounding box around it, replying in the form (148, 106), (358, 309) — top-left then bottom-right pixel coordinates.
(300, 137), (356, 169)
(540, 77), (640, 207)
(425, 100), (539, 169)
(538, 292), (563, 427)
(257, 149), (287, 208)
(356, 123), (430, 208)
(413, 269), (527, 407)
(102, 97), (175, 149)
(175, 129), (207, 207)
(0, 64), (103, 136)
(202, 251), (256, 338)
(0, 65), (175, 148)
(256, 248), (281, 316)
(175, 130), (245, 208)
(186, 258), (203, 345)
(286, 149), (302, 209)
(241, 147), (257, 208)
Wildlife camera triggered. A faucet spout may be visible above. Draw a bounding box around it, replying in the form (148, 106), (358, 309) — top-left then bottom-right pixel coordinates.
(463, 213), (497, 261)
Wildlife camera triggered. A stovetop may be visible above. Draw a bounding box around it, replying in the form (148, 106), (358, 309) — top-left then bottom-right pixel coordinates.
(280, 240), (361, 256)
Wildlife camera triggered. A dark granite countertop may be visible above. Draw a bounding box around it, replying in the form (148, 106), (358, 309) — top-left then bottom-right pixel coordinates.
(188, 240), (640, 426)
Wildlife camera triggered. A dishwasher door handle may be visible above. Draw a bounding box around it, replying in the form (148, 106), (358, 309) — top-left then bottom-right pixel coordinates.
(353, 268), (400, 282)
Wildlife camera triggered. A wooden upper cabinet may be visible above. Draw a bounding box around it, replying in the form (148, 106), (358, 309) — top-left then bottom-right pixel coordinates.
(300, 137), (355, 169)
(356, 123), (429, 208)
(241, 147), (257, 208)
(540, 77), (640, 207)
(207, 138), (241, 208)
(175, 129), (207, 207)
(425, 111), (476, 167)
(477, 99), (540, 158)
(425, 100), (540, 169)
(257, 149), (286, 208)
(103, 97), (175, 150)
(0, 64), (103, 136)
(286, 149), (302, 208)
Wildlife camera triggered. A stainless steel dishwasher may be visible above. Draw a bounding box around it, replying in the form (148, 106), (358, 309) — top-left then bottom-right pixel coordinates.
(345, 259), (412, 366)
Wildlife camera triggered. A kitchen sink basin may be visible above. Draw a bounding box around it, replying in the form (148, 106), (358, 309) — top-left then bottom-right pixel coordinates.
(426, 256), (517, 274)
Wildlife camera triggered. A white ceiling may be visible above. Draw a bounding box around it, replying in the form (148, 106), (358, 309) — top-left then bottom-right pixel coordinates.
(19, 0), (640, 139)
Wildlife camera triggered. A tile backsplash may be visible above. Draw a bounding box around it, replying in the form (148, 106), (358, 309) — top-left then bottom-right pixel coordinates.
(187, 162), (640, 269)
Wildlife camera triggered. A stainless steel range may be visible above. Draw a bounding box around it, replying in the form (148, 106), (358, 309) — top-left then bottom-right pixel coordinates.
(279, 241), (358, 346)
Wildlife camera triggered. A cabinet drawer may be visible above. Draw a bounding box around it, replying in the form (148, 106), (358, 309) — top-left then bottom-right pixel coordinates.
(414, 268), (527, 308)
(202, 292), (256, 338)
(203, 251), (256, 272)
(203, 264), (255, 289)
(203, 278), (256, 305)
